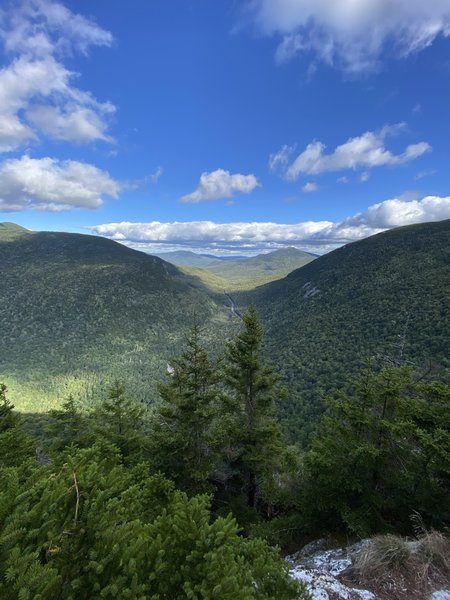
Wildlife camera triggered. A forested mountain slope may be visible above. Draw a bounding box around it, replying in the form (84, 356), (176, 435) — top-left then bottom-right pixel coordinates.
(0, 224), (223, 410)
(245, 219), (450, 438)
(207, 247), (315, 280)
(179, 247), (316, 291)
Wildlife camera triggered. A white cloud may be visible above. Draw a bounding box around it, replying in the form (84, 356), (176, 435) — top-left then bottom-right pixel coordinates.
(337, 175), (349, 183)
(341, 196), (450, 230)
(123, 167), (164, 191)
(180, 169), (261, 203)
(415, 169), (437, 180)
(89, 195), (450, 254)
(268, 144), (295, 172)
(149, 166), (164, 184)
(2, 0), (113, 56)
(26, 104), (113, 143)
(0, 0), (114, 150)
(245, 0), (450, 73)
(275, 33), (305, 64)
(302, 181), (319, 192)
(278, 124), (430, 180)
(0, 155), (119, 211)
(359, 171), (370, 182)
(90, 219), (331, 247)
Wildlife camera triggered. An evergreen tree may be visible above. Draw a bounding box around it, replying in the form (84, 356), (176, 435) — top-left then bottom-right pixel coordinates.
(48, 395), (87, 453)
(0, 443), (305, 600)
(152, 324), (225, 493)
(303, 365), (450, 536)
(92, 380), (151, 464)
(223, 306), (290, 513)
(0, 383), (34, 468)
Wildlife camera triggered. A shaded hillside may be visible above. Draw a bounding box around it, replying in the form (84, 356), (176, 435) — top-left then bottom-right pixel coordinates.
(243, 220), (450, 440)
(0, 226), (224, 411)
(179, 247), (316, 291)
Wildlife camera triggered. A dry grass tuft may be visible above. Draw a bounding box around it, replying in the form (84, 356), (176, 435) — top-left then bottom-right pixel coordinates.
(353, 534), (412, 576)
(417, 529), (450, 579)
(342, 528), (450, 600)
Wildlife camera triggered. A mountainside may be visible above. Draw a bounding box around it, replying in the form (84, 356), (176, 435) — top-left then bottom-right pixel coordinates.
(3, 220), (449, 442)
(0, 226), (224, 411)
(243, 220), (450, 440)
(155, 250), (247, 267)
(180, 247), (316, 291)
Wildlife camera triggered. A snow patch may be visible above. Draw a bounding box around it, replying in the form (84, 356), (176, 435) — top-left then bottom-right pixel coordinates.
(288, 540), (375, 600)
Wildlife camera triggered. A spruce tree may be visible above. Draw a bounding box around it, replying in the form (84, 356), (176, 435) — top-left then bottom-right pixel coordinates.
(0, 443), (305, 600)
(152, 324), (225, 493)
(92, 380), (151, 464)
(223, 306), (289, 513)
(0, 383), (34, 468)
(303, 365), (450, 535)
(48, 395), (86, 453)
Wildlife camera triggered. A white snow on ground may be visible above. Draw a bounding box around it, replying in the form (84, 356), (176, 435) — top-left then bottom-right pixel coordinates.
(288, 539), (450, 600)
(290, 565), (375, 599)
(288, 540), (375, 600)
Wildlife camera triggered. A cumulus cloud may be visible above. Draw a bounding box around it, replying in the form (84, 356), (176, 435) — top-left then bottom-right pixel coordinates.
(2, 0), (113, 56)
(89, 195), (450, 254)
(0, 155), (119, 211)
(245, 0), (450, 73)
(180, 169), (261, 203)
(301, 181), (319, 192)
(0, 0), (114, 151)
(26, 104), (113, 143)
(275, 124), (431, 181)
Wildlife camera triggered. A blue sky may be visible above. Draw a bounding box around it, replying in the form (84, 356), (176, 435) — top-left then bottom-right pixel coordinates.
(1, 0), (450, 254)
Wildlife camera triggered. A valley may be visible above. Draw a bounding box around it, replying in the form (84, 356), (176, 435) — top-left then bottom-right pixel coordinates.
(163, 247), (316, 291)
(1, 219), (448, 444)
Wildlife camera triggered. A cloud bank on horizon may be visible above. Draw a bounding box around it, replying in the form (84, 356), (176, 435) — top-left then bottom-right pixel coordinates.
(90, 195), (450, 255)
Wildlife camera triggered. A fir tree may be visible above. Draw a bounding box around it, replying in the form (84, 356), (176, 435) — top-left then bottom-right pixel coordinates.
(48, 395), (86, 453)
(0, 383), (34, 468)
(92, 380), (151, 464)
(303, 365), (450, 535)
(0, 443), (305, 600)
(152, 324), (225, 493)
(223, 306), (290, 513)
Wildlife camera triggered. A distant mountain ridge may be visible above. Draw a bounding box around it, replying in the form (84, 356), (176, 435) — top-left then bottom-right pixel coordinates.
(172, 247), (317, 291)
(0, 222), (28, 231)
(155, 250), (247, 267)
